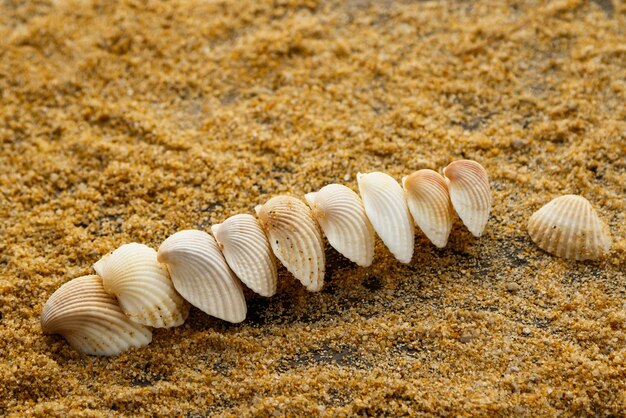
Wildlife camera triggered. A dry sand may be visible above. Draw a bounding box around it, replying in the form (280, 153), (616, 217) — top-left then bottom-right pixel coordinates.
(1, 0), (625, 416)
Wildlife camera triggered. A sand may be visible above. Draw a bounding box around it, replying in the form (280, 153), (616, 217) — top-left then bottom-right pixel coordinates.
(1, 0), (625, 416)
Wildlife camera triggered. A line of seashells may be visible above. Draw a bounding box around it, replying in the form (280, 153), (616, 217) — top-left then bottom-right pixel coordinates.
(41, 160), (491, 356)
(41, 159), (613, 356)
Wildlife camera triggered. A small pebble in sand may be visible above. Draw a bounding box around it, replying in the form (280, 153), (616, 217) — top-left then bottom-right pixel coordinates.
(511, 138), (528, 149)
(460, 332), (473, 343)
(522, 327), (532, 336)
(506, 282), (520, 293)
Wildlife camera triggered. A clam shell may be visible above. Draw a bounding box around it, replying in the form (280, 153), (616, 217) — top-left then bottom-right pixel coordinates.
(304, 184), (375, 267)
(443, 160), (492, 237)
(357, 172), (414, 264)
(255, 196), (325, 292)
(402, 169), (454, 248)
(157, 230), (247, 323)
(211, 214), (277, 297)
(527, 194), (612, 260)
(41, 275), (152, 356)
(93, 243), (189, 328)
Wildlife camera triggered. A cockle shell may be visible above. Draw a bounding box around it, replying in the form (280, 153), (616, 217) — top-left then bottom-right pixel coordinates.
(211, 214), (277, 297)
(357, 172), (414, 264)
(255, 196), (325, 292)
(402, 169), (454, 248)
(157, 230), (247, 323)
(93, 243), (189, 328)
(443, 160), (492, 237)
(304, 184), (375, 267)
(41, 275), (152, 356)
(527, 194), (612, 260)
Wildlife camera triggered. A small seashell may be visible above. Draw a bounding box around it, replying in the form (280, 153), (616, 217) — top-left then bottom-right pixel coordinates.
(41, 275), (152, 356)
(402, 169), (454, 248)
(211, 214), (277, 297)
(443, 159), (492, 237)
(304, 184), (375, 267)
(357, 172), (414, 263)
(93, 243), (189, 328)
(157, 230), (247, 323)
(527, 194), (612, 260)
(255, 196), (325, 292)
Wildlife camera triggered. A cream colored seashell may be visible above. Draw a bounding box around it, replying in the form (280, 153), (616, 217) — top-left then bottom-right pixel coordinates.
(443, 159), (492, 237)
(255, 196), (325, 292)
(527, 194), (612, 260)
(41, 275), (152, 356)
(304, 184), (375, 267)
(211, 215), (277, 297)
(157, 230), (247, 323)
(357, 172), (414, 264)
(93, 243), (189, 328)
(402, 169), (454, 248)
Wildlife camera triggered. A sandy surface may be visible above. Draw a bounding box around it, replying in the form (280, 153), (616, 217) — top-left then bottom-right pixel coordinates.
(1, 0), (625, 416)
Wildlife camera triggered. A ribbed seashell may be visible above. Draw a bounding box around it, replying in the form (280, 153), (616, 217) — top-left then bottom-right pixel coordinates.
(443, 160), (492, 237)
(41, 275), (152, 356)
(157, 230), (247, 323)
(93, 243), (189, 328)
(211, 215), (277, 297)
(357, 172), (414, 264)
(304, 184), (375, 267)
(255, 196), (325, 292)
(527, 195), (612, 260)
(402, 169), (454, 248)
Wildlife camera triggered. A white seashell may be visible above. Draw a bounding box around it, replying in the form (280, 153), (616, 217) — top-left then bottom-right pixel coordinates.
(527, 194), (612, 260)
(443, 159), (492, 237)
(255, 196), (325, 292)
(357, 172), (414, 264)
(41, 275), (152, 356)
(93, 243), (189, 328)
(402, 169), (454, 248)
(157, 230), (247, 323)
(304, 184), (375, 267)
(211, 214), (277, 297)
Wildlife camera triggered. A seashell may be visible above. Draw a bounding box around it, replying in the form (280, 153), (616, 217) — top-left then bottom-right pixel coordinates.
(527, 194), (612, 260)
(402, 169), (454, 248)
(93, 243), (189, 328)
(443, 159), (492, 237)
(255, 196), (325, 292)
(211, 214), (277, 297)
(304, 184), (375, 267)
(41, 275), (152, 356)
(357, 172), (414, 264)
(157, 230), (247, 323)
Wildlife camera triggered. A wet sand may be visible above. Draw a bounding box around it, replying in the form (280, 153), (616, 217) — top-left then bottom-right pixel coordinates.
(1, 0), (625, 415)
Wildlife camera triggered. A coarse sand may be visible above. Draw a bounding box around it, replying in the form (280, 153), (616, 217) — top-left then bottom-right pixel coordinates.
(1, 0), (625, 416)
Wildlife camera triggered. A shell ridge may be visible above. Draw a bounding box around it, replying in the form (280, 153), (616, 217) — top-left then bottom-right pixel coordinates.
(219, 217), (277, 294)
(359, 172), (413, 263)
(172, 251), (230, 317)
(260, 196), (325, 291)
(158, 230), (246, 323)
(41, 275), (152, 356)
(527, 195), (611, 260)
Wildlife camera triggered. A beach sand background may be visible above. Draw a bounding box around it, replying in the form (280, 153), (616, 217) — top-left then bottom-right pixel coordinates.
(1, 0), (625, 415)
